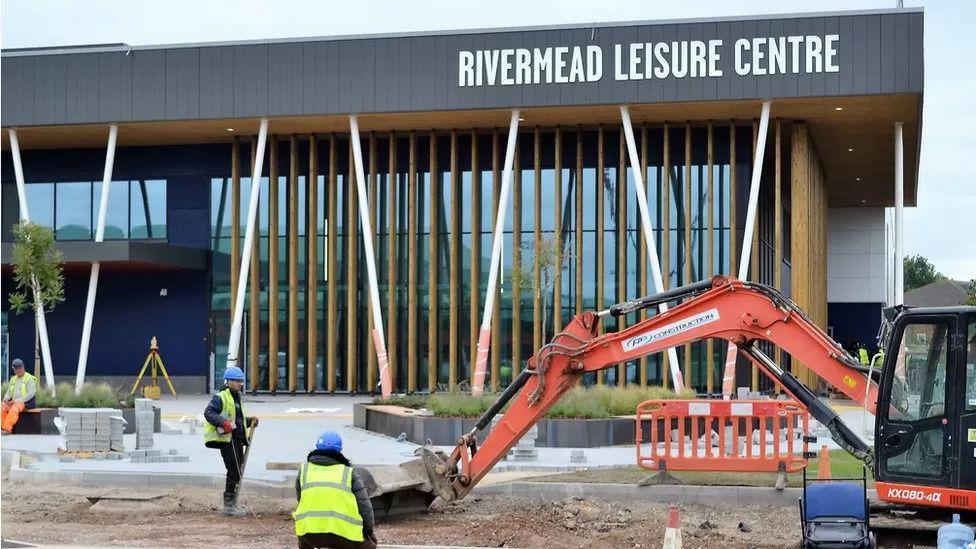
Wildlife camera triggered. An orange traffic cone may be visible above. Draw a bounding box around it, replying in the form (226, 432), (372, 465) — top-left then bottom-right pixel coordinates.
(817, 444), (832, 479)
(663, 505), (682, 549)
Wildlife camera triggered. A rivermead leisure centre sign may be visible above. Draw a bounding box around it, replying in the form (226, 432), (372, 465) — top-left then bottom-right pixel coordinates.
(458, 35), (841, 87)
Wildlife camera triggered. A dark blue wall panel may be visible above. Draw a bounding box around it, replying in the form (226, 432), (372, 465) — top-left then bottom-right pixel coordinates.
(4, 269), (209, 377)
(828, 301), (884, 352)
(1, 144), (225, 377)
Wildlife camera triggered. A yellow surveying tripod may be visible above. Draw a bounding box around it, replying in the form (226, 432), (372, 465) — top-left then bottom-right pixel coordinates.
(130, 336), (177, 399)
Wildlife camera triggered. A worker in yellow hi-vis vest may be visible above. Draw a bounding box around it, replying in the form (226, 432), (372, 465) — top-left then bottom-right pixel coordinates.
(2, 359), (37, 434)
(294, 430), (376, 549)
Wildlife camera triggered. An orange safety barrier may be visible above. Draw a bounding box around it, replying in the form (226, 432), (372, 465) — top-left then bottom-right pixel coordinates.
(636, 399), (812, 475)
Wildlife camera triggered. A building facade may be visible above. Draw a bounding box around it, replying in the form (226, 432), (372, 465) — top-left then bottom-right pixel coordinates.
(1, 8), (923, 394)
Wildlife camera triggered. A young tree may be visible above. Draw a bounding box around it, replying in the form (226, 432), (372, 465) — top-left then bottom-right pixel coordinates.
(513, 235), (572, 345)
(8, 222), (64, 385)
(904, 254), (946, 292)
(967, 280), (976, 307)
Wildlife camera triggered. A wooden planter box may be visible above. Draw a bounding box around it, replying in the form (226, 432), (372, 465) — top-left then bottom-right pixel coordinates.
(10, 406), (161, 435)
(355, 404), (644, 448)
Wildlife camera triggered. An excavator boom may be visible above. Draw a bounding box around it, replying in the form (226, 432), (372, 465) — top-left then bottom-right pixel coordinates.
(418, 275), (882, 502)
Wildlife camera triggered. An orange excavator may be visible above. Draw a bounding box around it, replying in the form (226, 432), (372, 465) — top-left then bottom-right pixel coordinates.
(409, 276), (976, 514)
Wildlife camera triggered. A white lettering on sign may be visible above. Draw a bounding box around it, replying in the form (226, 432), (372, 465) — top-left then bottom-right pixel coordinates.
(620, 308), (720, 352)
(459, 35), (840, 87)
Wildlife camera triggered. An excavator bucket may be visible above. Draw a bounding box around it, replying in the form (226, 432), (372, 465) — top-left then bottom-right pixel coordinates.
(357, 448), (455, 519)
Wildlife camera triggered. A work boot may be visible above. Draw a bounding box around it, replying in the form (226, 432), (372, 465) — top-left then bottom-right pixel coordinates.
(220, 492), (247, 517)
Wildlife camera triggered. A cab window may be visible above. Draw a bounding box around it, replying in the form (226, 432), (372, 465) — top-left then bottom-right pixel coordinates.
(888, 322), (948, 422)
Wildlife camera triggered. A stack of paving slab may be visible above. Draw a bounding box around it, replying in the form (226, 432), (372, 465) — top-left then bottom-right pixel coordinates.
(59, 408), (125, 452)
(134, 398), (155, 449)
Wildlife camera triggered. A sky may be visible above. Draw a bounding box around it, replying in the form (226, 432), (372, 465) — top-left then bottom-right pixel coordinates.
(2, 0), (974, 280)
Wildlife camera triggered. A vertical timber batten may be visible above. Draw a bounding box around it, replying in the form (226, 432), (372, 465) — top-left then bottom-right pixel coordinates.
(307, 135), (318, 393)
(326, 136), (338, 392)
(387, 133), (398, 391)
(249, 140), (260, 392)
(269, 137), (280, 392)
(288, 135), (299, 393)
(449, 130), (459, 390)
(407, 133), (418, 393)
(469, 130), (481, 389)
(367, 133), (379, 391)
(790, 123), (828, 388)
(428, 132), (439, 393)
(347, 139), (359, 392)
(490, 129), (501, 392)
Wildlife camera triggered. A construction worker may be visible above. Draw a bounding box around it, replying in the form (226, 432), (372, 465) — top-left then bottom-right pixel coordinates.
(294, 430), (376, 549)
(203, 366), (258, 516)
(2, 359), (37, 434)
(856, 342), (871, 366)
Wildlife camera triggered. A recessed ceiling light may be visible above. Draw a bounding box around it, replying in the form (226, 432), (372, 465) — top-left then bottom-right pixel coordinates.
(856, 177), (862, 181)
(860, 200), (867, 204)
(848, 147), (854, 152)
(226, 128), (234, 132)
(835, 107), (844, 111)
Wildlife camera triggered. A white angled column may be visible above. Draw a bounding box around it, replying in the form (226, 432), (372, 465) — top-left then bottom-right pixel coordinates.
(620, 106), (683, 390)
(9, 129), (57, 393)
(472, 110), (520, 396)
(894, 122), (904, 305)
(75, 124), (119, 393)
(226, 119), (269, 372)
(722, 101), (771, 399)
(349, 116), (392, 397)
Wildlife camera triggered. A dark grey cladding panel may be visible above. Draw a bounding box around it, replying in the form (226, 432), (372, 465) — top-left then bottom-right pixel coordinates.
(200, 47), (236, 118)
(165, 48), (200, 120)
(1, 57), (34, 125)
(1, 9), (923, 127)
(269, 42), (305, 116)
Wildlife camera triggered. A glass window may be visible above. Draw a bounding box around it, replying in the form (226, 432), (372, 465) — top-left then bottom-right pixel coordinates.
(56, 181), (92, 240)
(92, 180), (129, 240)
(888, 322), (949, 422)
(25, 183), (55, 229)
(130, 179), (167, 239)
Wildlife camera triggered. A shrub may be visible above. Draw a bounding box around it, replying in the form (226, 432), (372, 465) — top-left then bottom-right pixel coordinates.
(1, 381), (127, 408)
(371, 384), (694, 418)
(426, 392), (499, 418)
(372, 393), (429, 409)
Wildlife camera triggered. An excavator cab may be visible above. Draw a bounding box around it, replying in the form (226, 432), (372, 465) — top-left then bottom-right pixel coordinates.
(874, 306), (976, 510)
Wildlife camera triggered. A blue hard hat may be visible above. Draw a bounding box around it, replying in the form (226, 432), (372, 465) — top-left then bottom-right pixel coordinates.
(315, 430), (343, 452)
(223, 366), (245, 382)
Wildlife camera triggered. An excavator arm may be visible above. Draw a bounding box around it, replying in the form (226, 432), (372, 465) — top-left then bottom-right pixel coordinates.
(418, 276), (879, 502)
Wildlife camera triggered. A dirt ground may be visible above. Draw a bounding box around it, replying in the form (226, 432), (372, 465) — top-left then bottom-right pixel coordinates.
(2, 480), (801, 548)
